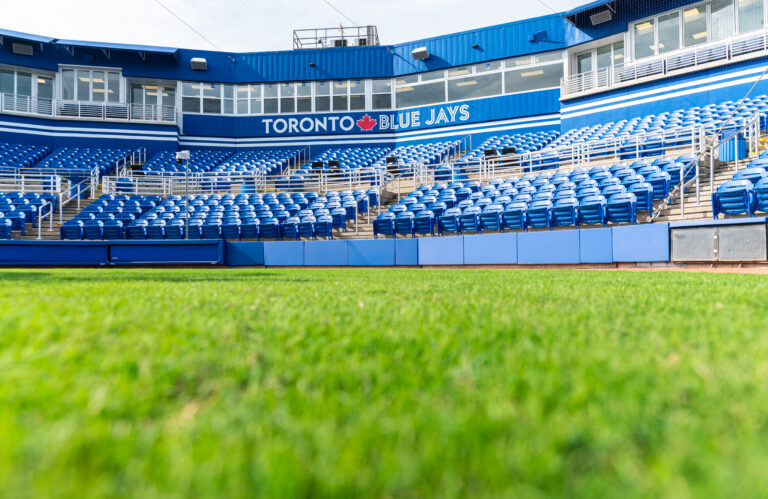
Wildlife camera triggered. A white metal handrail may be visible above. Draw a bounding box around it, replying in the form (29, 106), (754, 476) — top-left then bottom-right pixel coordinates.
(0, 93), (176, 123)
(562, 28), (768, 98)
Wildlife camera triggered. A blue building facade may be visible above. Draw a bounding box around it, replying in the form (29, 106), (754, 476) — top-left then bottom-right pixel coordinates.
(0, 0), (765, 154)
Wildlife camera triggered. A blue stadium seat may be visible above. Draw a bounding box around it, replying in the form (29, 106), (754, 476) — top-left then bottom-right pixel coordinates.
(628, 182), (654, 214)
(281, 216), (301, 240)
(646, 171), (672, 199)
(439, 208), (462, 235)
(83, 220), (104, 240)
(712, 180), (755, 219)
(60, 219), (84, 240)
(460, 206), (482, 234)
(755, 177), (768, 214)
(102, 220), (124, 240)
(579, 195), (607, 227)
(501, 202), (527, 231)
(551, 197), (579, 228)
(259, 218), (280, 240)
(606, 192), (638, 224)
(373, 212), (395, 239)
(527, 200), (552, 229)
(480, 204), (504, 232)
(413, 210), (435, 236)
(314, 215), (334, 239)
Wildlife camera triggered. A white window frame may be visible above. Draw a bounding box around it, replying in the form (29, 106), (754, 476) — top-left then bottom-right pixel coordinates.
(58, 66), (123, 103)
(630, 0), (768, 61)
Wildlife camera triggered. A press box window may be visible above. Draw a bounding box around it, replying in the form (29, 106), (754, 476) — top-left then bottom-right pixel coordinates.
(372, 78), (392, 110)
(448, 72), (500, 102)
(250, 85), (262, 114)
(314, 81), (330, 112)
(222, 84), (234, 115)
(263, 84), (278, 114)
(349, 80), (364, 110)
(505, 63), (563, 93)
(280, 83), (295, 114)
(182, 82), (201, 113)
(333, 81), (348, 111)
(396, 81), (445, 109)
(297, 82), (312, 112)
(202, 83), (220, 114)
(236, 85), (249, 114)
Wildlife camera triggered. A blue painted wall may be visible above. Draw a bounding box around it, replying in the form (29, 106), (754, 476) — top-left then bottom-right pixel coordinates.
(560, 57), (768, 131)
(0, 113), (178, 154)
(0, 14), (570, 83)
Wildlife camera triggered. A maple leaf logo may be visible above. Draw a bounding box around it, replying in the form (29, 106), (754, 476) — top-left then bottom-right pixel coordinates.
(357, 114), (377, 131)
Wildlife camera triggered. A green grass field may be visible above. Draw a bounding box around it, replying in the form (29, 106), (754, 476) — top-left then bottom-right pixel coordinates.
(1, 268), (768, 497)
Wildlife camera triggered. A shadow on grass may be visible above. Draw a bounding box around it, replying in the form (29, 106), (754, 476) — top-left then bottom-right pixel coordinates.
(0, 270), (323, 284)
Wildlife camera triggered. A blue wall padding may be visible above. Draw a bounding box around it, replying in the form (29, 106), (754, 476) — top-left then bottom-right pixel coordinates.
(517, 230), (581, 264)
(612, 223), (670, 262)
(418, 236), (464, 265)
(304, 240), (348, 266)
(395, 238), (419, 266)
(348, 239), (396, 266)
(579, 228), (614, 263)
(109, 241), (222, 264)
(463, 233), (518, 264)
(0, 241), (108, 265)
(226, 242), (265, 266)
(263, 241), (305, 266)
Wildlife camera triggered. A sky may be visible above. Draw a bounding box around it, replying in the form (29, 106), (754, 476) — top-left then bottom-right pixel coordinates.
(0, 0), (589, 52)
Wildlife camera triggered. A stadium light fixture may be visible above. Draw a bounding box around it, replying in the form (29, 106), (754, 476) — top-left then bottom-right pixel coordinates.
(411, 47), (430, 61)
(190, 57), (208, 70)
(12, 43), (34, 56)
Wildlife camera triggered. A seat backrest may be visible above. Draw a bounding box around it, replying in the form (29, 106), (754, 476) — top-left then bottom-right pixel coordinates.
(608, 192), (637, 204)
(636, 165), (661, 177)
(718, 179), (754, 192)
(457, 199), (474, 210)
(554, 197), (579, 208)
(601, 184), (627, 197)
(529, 199), (553, 210)
(483, 204), (504, 214)
(580, 194), (606, 206)
(505, 201), (527, 212)
(734, 167), (767, 181)
(628, 182), (653, 194)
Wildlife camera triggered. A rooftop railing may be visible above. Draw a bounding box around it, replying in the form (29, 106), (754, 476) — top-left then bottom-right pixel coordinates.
(293, 25), (379, 49)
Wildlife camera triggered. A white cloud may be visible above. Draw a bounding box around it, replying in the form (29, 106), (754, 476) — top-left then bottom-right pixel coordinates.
(0, 0), (588, 51)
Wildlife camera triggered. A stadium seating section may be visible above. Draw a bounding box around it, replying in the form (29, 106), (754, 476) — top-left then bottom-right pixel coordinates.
(60, 189), (379, 241)
(0, 143), (50, 169)
(460, 131), (560, 162)
(373, 155), (696, 238)
(0, 191), (57, 237)
(308, 146), (390, 172)
(34, 147), (132, 176)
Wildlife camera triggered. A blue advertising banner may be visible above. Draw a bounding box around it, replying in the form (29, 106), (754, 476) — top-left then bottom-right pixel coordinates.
(182, 90), (560, 139)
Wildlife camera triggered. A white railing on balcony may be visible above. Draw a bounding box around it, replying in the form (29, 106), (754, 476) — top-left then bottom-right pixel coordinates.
(562, 28), (768, 98)
(0, 93), (176, 123)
